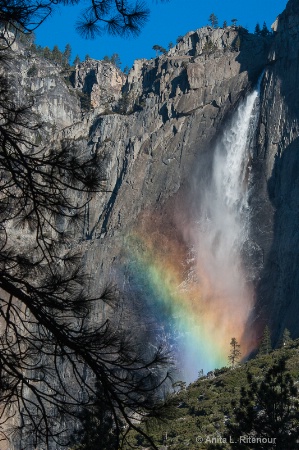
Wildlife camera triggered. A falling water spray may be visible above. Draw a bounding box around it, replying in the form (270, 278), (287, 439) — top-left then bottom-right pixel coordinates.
(125, 77), (264, 383)
(180, 77), (264, 379)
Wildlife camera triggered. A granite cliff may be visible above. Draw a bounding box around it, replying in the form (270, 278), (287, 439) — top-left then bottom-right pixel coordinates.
(6, 0), (299, 377)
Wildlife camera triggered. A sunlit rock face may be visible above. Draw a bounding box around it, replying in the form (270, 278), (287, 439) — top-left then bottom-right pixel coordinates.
(4, 3), (299, 449)
(9, 46), (81, 128)
(5, 0), (299, 434)
(73, 58), (126, 111)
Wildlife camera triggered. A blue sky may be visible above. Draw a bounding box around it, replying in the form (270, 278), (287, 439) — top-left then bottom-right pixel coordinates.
(35, 0), (288, 69)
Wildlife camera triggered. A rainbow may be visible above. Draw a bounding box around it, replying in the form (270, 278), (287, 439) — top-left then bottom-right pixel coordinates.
(123, 214), (256, 382)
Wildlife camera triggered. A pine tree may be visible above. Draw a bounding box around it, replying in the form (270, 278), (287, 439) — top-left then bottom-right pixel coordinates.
(71, 383), (120, 449)
(0, 2), (173, 447)
(63, 43), (72, 66)
(223, 20), (227, 28)
(1, 0), (153, 39)
(73, 54), (81, 66)
(208, 13), (218, 28)
(152, 44), (165, 56)
(228, 337), (241, 367)
(258, 325), (272, 355)
(279, 328), (292, 348)
(227, 358), (299, 449)
(231, 18), (238, 26)
(254, 23), (261, 35)
(110, 53), (122, 69)
(52, 44), (63, 65)
(42, 46), (52, 60)
(261, 21), (270, 37)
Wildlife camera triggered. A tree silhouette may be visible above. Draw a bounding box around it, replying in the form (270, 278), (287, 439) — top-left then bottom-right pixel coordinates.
(52, 44), (63, 64)
(0, 15), (172, 450)
(63, 43), (72, 66)
(254, 23), (261, 35)
(70, 382), (121, 450)
(208, 13), (218, 28)
(278, 328), (292, 348)
(103, 53), (122, 68)
(152, 44), (166, 57)
(261, 21), (270, 37)
(0, 0), (156, 40)
(228, 338), (241, 367)
(73, 54), (81, 66)
(258, 326), (272, 355)
(227, 358), (299, 449)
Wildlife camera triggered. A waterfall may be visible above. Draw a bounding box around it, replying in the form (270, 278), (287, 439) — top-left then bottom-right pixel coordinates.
(197, 80), (262, 292)
(179, 78), (263, 380)
(123, 78), (264, 384)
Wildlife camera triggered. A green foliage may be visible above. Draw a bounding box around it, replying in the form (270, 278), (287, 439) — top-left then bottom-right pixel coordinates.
(77, 91), (91, 111)
(227, 358), (299, 449)
(234, 36), (241, 51)
(254, 23), (261, 35)
(27, 64), (38, 77)
(52, 44), (63, 65)
(203, 39), (217, 54)
(279, 328), (292, 348)
(176, 35), (183, 44)
(118, 92), (130, 113)
(42, 46), (52, 60)
(63, 43), (72, 66)
(121, 340), (299, 449)
(214, 366), (229, 376)
(73, 54), (81, 66)
(228, 337), (241, 367)
(223, 20), (227, 28)
(70, 395), (120, 449)
(261, 21), (270, 37)
(231, 18), (238, 26)
(152, 44), (167, 56)
(258, 325), (272, 355)
(29, 41), (73, 68)
(103, 53), (122, 69)
(116, 91), (139, 114)
(208, 13), (218, 28)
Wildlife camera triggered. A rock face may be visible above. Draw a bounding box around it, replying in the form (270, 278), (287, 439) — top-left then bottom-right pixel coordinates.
(5, 0), (299, 405)
(249, 0), (299, 344)
(5, 1), (299, 447)
(75, 25), (270, 242)
(10, 46), (81, 129)
(73, 59), (126, 111)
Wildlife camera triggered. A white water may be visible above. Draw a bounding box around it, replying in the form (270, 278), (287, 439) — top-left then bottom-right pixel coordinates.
(197, 82), (262, 290)
(180, 79), (263, 380)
